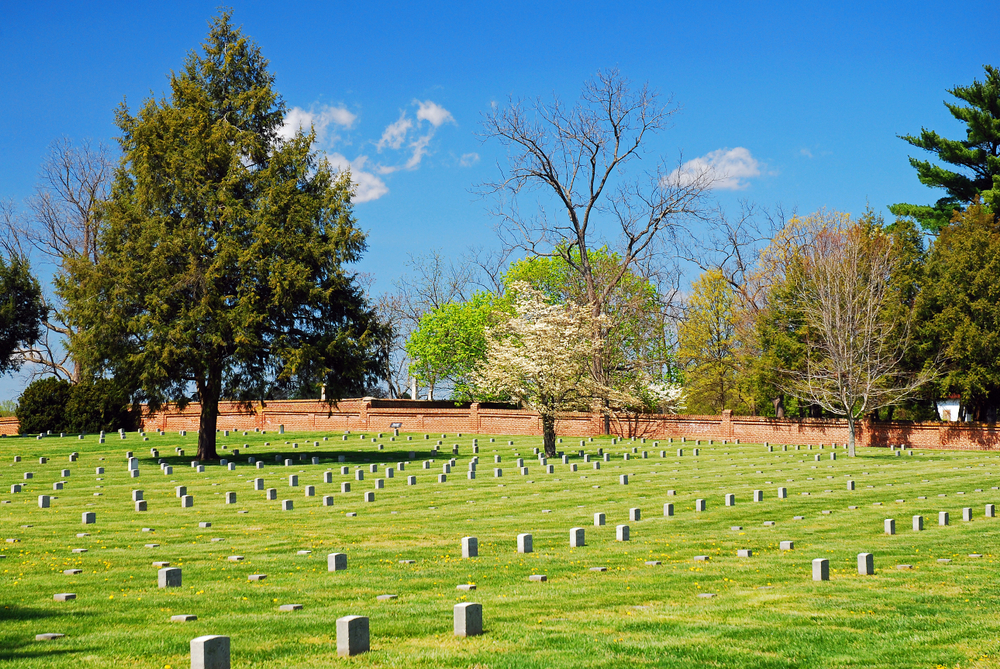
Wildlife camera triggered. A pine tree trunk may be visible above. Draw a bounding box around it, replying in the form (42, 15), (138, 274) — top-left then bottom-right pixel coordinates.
(196, 366), (221, 461)
(542, 414), (557, 457)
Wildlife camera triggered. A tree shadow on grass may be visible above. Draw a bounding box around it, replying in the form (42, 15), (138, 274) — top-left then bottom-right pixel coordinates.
(0, 605), (67, 622)
(147, 448), (442, 468)
(0, 643), (90, 663)
(0, 606), (96, 662)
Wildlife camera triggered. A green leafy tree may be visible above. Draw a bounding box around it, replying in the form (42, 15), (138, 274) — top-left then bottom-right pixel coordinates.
(63, 13), (387, 460)
(879, 214), (934, 420)
(891, 65), (1000, 232)
(15, 377), (137, 434)
(405, 248), (677, 409)
(405, 292), (504, 400)
(65, 379), (140, 433)
(739, 273), (808, 417)
(678, 269), (742, 414)
(915, 201), (1000, 420)
(0, 254), (44, 375)
(17, 377), (139, 435)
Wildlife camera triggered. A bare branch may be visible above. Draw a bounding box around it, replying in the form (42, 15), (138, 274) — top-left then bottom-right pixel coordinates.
(2, 138), (115, 382)
(677, 200), (792, 313)
(26, 137), (113, 266)
(465, 245), (513, 295)
(479, 69), (711, 400)
(478, 70), (701, 303)
(374, 249), (482, 399)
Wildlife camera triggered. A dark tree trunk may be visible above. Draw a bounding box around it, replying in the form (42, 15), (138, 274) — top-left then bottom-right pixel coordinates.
(542, 414), (557, 457)
(773, 394), (785, 419)
(196, 364), (221, 461)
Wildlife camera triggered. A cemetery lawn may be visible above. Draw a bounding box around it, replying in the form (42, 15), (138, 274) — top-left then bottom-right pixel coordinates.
(2, 432), (1000, 668)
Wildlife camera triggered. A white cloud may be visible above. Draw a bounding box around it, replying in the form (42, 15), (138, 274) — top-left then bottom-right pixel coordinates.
(800, 148), (814, 159)
(376, 113), (413, 152)
(670, 147), (762, 191)
(325, 107), (357, 128)
(374, 133), (433, 174)
(278, 104), (356, 145)
(415, 100), (454, 127)
(459, 152), (480, 167)
(327, 152), (389, 203)
(278, 107), (313, 142)
(374, 100), (454, 170)
(277, 98), (457, 202)
(404, 134), (433, 170)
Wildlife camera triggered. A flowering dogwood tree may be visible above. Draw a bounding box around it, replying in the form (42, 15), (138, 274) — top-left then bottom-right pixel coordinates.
(645, 382), (685, 414)
(476, 282), (608, 456)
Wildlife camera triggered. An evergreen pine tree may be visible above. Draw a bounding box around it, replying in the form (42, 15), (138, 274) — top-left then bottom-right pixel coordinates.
(63, 13), (388, 459)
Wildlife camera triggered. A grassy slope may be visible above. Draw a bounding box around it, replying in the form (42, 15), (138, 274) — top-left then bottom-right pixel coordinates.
(1, 431), (999, 668)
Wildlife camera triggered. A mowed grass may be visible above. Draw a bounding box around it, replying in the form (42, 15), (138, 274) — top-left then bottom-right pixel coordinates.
(2, 430), (1000, 668)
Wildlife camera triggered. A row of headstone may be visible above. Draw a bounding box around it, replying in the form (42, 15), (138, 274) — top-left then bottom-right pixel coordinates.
(810, 553), (876, 580)
(884, 506), (995, 534)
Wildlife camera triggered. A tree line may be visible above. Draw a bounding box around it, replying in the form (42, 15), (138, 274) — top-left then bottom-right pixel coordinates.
(2, 11), (999, 459)
(385, 64), (1000, 456)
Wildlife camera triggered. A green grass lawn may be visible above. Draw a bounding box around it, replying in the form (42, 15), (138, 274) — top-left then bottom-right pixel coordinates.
(2, 430), (1000, 668)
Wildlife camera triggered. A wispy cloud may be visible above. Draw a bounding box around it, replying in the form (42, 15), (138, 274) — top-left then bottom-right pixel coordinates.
(278, 104), (356, 145)
(327, 153), (388, 203)
(404, 134), (433, 170)
(670, 147), (762, 191)
(415, 99), (455, 127)
(376, 113), (413, 152)
(278, 98), (457, 203)
(373, 99), (455, 172)
(459, 152), (480, 167)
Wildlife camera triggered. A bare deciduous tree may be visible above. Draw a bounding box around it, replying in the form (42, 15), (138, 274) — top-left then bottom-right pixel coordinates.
(781, 225), (935, 456)
(0, 138), (114, 382)
(481, 69), (713, 394)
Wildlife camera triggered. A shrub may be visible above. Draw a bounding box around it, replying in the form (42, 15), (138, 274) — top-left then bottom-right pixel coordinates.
(65, 379), (139, 433)
(16, 377), (72, 435)
(16, 377), (139, 435)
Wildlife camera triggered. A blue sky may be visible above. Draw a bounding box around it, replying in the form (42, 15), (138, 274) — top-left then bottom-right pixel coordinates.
(0, 0), (996, 401)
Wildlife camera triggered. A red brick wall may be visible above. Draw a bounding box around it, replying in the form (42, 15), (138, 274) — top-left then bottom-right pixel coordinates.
(134, 400), (1000, 451)
(2, 399), (999, 451)
(0, 417), (17, 436)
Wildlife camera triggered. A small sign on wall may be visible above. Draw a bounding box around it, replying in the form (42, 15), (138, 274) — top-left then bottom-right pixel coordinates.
(389, 422), (403, 428)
